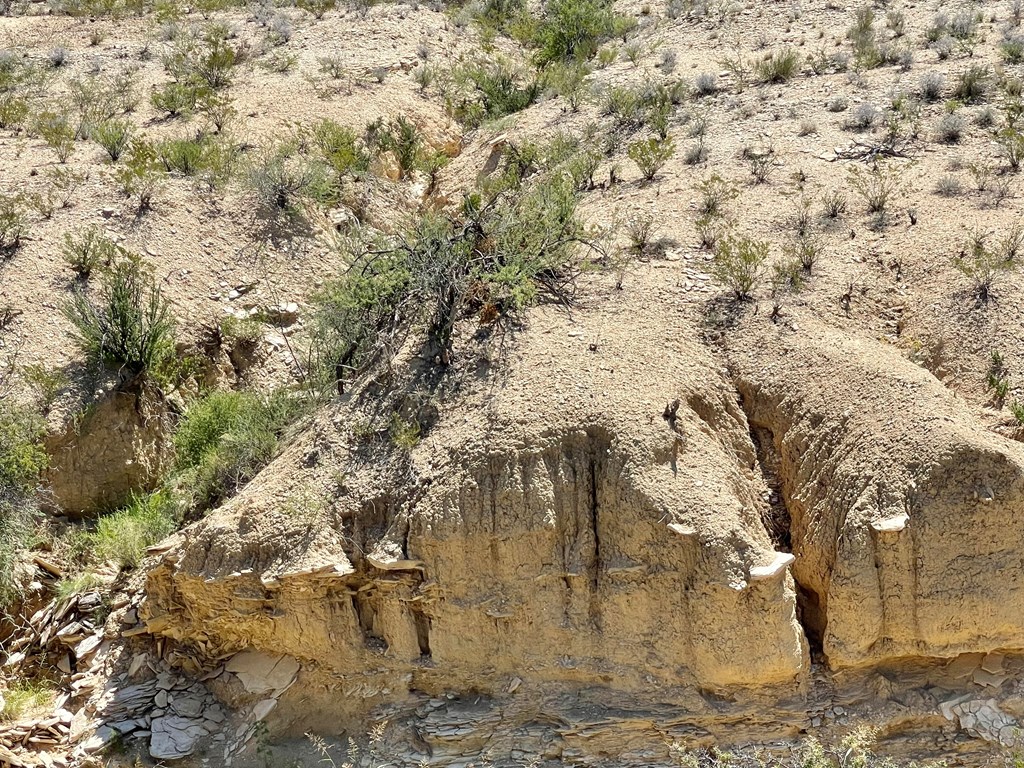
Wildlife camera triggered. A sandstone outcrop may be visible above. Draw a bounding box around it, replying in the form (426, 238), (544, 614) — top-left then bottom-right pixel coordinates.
(729, 320), (1024, 669)
(43, 381), (173, 517)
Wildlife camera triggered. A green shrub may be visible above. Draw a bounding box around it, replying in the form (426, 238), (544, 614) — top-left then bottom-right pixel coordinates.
(711, 233), (768, 300)
(173, 389), (305, 508)
(954, 65), (991, 103)
(34, 110), (76, 163)
(155, 136), (209, 176)
(999, 125), (1024, 170)
(308, 119), (370, 176)
(245, 142), (331, 211)
(163, 34), (239, 90)
(627, 136), (674, 180)
(953, 230), (1018, 304)
(447, 58), (540, 127)
(297, 0), (334, 18)
(1001, 34), (1024, 63)
(113, 139), (164, 210)
(93, 490), (177, 568)
(847, 161), (904, 214)
(151, 81), (204, 117)
(312, 161), (595, 381)
(695, 173), (739, 217)
(534, 0), (617, 65)
(0, 193), (26, 252)
(0, 95), (29, 129)
(546, 60), (590, 111)
(93, 118), (134, 161)
(61, 226), (120, 278)
(365, 116), (423, 178)
(756, 48), (801, 83)
(0, 404), (47, 608)
(62, 257), (176, 375)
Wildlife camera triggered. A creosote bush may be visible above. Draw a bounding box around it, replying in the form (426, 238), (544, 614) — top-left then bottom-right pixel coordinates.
(953, 229), (1019, 304)
(847, 161), (905, 214)
(711, 233), (767, 300)
(61, 226), (120, 278)
(533, 0), (617, 65)
(628, 136), (674, 181)
(312, 143), (600, 382)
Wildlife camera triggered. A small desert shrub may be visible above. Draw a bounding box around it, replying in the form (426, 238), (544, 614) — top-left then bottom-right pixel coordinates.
(622, 40), (645, 66)
(999, 126), (1024, 171)
(934, 174), (962, 197)
(756, 48), (800, 83)
(845, 102), (879, 131)
(93, 118), (133, 161)
(154, 135), (217, 176)
(549, 61), (592, 112)
(827, 96), (848, 113)
(114, 140), (164, 210)
(932, 36), (954, 60)
(0, 193), (26, 252)
(173, 388), (305, 509)
(628, 136), (674, 180)
(0, 95), (29, 130)
(625, 211), (657, 254)
(822, 190), (847, 219)
(695, 173), (739, 217)
(954, 65), (990, 103)
(312, 161), (595, 381)
(711, 233), (767, 299)
(684, 138), (707, 165)
(446, 58), (540, 127)
(744, 146), (776, 183)
(949, 11), (976, 40)
(848, 161), (904, 213)
(62, 258), (175, 375)
(533, 0), (617, 65)
(309, 119), (370, 177)
(61, 226), (120, 278)
(151, 81), (203, 117)
(297, 0), (334, 18)
(953, 230), (1018, 303)
(694, 71), (718, 95)
(365, 115), (424, 179)
(34, 110), (76, 162)
(975, 106), (995, 129)
(784, 235), (822, 273)
(93, 490), (177, 568)
(798, 120), (817, 136)
(1002, 33), (1024, 64)
(48, 46), (69, 68)
(936, 112), (966, 143)
(245, 143), (329, 211)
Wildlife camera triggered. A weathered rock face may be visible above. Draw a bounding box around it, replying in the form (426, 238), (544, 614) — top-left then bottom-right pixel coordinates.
(729, 322), (1024, 669)
(44, 381), (172, 517)
(137, 284), (1024, 763)
(141, 286), (813, 746)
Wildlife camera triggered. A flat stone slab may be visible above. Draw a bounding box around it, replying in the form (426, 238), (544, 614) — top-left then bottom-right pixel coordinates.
(225, 651), (300, 695)
(150, 715), (208, 760)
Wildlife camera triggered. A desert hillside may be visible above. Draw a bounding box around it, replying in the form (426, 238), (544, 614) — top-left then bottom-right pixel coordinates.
(2, 0), (1024, 765)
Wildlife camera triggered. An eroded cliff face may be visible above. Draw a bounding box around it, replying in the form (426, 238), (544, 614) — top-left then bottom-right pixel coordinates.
(730, 322), (1024, 670)
(135, 281), (1024, 764)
